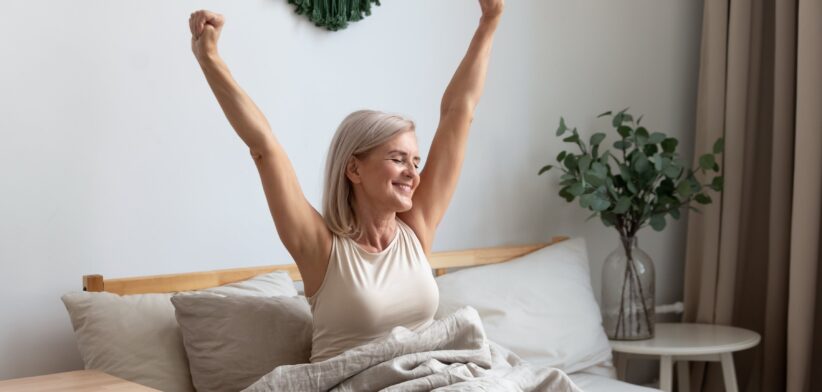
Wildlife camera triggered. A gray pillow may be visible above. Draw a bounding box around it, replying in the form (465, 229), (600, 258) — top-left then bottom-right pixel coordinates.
(61, 271), (297, 392)
(171, 294), (313, 392)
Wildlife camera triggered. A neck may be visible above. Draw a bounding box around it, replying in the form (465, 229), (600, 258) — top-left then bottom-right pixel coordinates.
(351, 197), (398, 252)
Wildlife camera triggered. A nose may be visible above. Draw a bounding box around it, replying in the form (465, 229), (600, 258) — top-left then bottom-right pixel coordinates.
(403, 163), (417, 178)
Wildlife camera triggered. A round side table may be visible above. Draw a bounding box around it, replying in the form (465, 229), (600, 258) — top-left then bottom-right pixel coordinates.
(610, 323), (760, 392)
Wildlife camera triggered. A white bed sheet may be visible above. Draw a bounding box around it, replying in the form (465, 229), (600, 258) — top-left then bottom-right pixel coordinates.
(569, 373), (661, 392)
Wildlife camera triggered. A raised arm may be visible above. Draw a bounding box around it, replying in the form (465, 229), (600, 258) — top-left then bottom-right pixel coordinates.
(399, 0), (503, 253)
(189, 11), (331, 294)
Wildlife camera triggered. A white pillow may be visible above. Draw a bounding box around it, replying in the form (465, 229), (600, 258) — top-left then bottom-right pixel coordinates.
(61, 270), (297, 392)
(435, 237), (612, 374)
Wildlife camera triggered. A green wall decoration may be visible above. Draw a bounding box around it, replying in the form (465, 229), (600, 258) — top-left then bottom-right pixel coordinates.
(287, 0), (382, 31)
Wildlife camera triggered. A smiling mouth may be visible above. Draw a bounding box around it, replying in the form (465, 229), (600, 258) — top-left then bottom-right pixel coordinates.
(393, 183), (413, 193)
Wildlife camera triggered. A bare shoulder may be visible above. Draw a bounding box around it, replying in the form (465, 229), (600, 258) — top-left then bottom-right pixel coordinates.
(398, 210), (433, 255)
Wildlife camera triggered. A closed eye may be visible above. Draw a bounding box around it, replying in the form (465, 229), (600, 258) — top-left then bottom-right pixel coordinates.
(387, 158), (420, 170)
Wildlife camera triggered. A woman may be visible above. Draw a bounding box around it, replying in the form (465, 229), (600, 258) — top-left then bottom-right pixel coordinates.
(189, 0), (503, 363)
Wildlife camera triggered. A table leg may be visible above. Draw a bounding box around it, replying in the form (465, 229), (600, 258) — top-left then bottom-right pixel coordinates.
(720, 352), (739, 392)
(660, 355), (673, 392)
(615, 353), (628, 380)
(677, 360), (690, 392)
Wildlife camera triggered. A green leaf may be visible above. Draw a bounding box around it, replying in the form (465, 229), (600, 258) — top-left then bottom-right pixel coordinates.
(579, 194), (592, 209)
(622, 114), (634, 123)
(658, 179), (676, 194)
(614, 140), (633, 150)
(670, 208), (681, 220)
(713, 137), (724, 154)
(568, 182), (585, 196)
(664, 161), (682, 179)
(584, 173), (606, 187)
(538, 165), (553, 175)
(650, 214), (667, 231)
(556, 117), (568, 136)
(635, 127), (649, 139)
(613, 196), (631, 214)
(563, 133), (580, 143)
(605, 177), (619, 197)
(563, 154), (578, 171)
(643, 144), (659, 156)
(711, 176), (724, 191)
(636, 114), (644, 125)
(634, 154), (650, 173)
(591, 161), (608, 177)
(601, 212), (617, 227)
(695, 193), (712, 204)
(599, 150), (612, 165)
(653, 155), (664, 171)
(559, 186), (574, 202)
(588, 194), (611, 212)
(597, 110), (612, 118)
(699, 154), (716, 171)
(578, 156), (593, 171)
(676, 180), (693, 197)
(648, 132), (667, 144)
(619, 165), (632, 183)
(590, 132), (607, 146)
(661, 138), (678, 153)
(613, 113), (625, 128)
(556, 151), (567, 162)
(617, 126), (632, 138)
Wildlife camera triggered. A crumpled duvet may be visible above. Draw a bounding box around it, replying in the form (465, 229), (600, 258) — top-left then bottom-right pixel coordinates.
(243, 307), (582, 392)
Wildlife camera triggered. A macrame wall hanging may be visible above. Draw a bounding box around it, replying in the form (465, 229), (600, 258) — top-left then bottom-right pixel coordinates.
(287, 0), (382, 31)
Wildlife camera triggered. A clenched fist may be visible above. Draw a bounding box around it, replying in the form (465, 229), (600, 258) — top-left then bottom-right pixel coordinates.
(479, 0), (504, 20)
(189, 10), (225, 62)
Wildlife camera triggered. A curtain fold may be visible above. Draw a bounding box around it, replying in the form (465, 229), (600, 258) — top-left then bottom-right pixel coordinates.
(683, 0), (821, 391)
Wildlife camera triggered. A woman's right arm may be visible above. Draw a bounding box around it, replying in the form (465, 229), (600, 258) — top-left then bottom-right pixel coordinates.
(189, 11), (331, 293)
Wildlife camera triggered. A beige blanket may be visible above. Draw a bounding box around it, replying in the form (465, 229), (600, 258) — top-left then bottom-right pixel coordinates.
(243, 307), (581, 392)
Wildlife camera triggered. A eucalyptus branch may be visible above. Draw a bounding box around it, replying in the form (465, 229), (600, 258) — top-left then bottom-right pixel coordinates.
(540, 110), (724, 235)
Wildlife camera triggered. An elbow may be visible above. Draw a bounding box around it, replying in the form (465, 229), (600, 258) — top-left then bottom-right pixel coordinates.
(249, 140), (278, 162)
(249, 148), (266, 162)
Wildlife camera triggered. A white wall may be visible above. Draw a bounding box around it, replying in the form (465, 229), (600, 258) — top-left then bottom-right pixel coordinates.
(0, 0), (702, 379)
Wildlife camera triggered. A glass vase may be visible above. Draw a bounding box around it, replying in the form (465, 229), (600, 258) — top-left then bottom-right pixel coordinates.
(601, 235), (655, 340)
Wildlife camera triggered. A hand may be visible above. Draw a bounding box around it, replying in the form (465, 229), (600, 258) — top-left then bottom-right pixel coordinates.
(189, 10), (225, 62)
(479, 0), (504, 20)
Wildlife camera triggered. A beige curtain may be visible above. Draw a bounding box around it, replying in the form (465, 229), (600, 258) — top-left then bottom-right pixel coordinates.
(683, 0), (821, 391)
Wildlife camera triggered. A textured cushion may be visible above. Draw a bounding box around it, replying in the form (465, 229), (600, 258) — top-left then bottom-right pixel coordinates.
(61, 271), (297, 392)
(435, 237), (612, 374)
(171, 294), (312, 392)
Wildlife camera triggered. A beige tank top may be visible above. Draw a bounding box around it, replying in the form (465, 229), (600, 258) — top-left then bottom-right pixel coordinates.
(308, 219), (439, 363)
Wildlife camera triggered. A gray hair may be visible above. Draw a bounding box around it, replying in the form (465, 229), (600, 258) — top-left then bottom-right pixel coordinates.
(322, 110), (415, 238)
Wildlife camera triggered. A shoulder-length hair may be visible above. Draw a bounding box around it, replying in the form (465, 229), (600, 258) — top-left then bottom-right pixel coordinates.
(322, 110), (415, 238)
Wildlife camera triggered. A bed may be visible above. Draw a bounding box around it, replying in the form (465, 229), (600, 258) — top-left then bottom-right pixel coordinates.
(62, 237), (659, 392)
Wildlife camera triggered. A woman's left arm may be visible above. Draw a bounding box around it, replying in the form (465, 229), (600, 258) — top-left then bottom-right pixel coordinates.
(399, 0), (503, 253)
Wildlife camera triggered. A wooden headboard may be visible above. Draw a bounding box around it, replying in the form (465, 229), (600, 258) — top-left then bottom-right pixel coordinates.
(83, 237), (569, 295)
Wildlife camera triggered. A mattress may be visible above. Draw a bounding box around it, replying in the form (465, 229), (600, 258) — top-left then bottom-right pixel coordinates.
(569, 373), (661, 392)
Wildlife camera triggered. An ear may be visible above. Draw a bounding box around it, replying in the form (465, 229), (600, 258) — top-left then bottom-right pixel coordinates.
(345, 157), (362, 184)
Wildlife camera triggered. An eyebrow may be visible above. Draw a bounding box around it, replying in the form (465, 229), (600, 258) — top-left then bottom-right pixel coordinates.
(387, 150), (421, 162)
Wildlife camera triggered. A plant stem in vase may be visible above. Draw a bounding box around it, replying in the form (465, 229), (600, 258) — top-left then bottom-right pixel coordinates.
(602, 235), (655, 340)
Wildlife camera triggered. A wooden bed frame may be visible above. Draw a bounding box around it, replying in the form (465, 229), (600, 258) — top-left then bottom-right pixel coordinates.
(83, 237), (568, 295)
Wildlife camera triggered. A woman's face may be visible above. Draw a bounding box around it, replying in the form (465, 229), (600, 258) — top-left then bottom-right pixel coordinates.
(349, 131), (421, 213)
